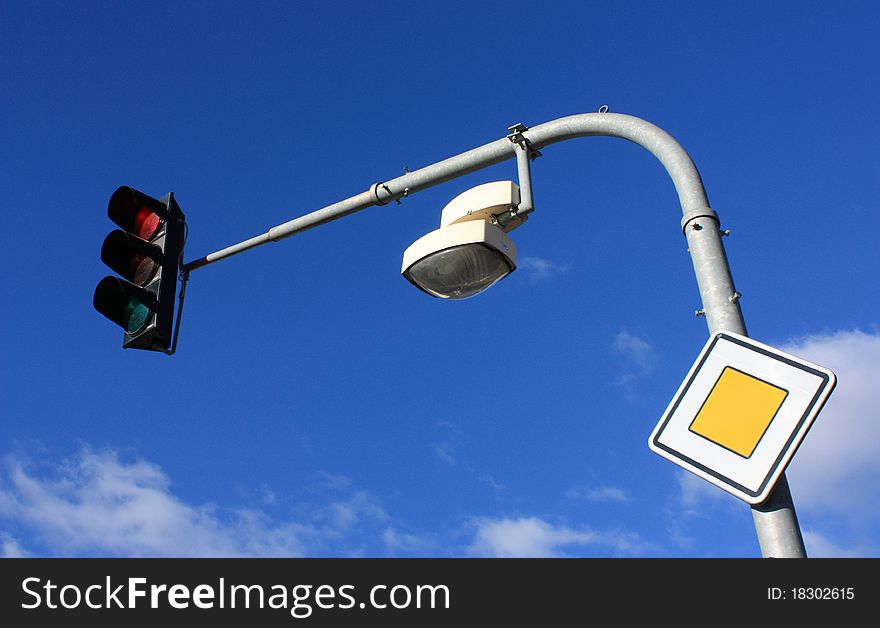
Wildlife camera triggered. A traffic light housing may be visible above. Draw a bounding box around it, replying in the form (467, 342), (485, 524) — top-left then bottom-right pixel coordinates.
(94, 186), (186, 353)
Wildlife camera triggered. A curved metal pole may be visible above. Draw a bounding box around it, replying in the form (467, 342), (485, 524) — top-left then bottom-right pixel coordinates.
(182, 112), (806, 557)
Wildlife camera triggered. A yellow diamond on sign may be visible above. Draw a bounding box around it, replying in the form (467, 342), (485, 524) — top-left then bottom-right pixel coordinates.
(688, 367), (788, 458)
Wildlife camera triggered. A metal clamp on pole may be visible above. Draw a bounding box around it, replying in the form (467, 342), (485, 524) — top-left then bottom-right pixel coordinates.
(370, 182), (392, 206)
(497, 123), (540, 228)
(680, 206), (719, 233)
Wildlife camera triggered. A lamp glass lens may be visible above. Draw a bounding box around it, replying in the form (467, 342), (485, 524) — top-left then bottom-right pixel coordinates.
(405, 243), (512, 299)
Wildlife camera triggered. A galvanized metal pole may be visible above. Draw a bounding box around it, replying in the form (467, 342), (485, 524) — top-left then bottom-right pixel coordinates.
(183, 112), (807, 557)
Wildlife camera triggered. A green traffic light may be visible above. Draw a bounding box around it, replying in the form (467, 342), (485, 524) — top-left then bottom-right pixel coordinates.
(93, 276), (155, 335)
(123, 296), (151, 334)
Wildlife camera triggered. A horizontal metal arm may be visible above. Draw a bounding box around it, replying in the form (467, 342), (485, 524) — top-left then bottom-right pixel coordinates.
(182, 112), (709, 272)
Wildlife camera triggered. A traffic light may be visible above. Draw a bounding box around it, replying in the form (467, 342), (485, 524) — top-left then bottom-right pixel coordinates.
(93, 186), (186, 353)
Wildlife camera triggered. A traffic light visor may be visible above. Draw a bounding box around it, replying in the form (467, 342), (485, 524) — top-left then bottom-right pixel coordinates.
(108, 186), (164, 240)
(93, 276), (156, 334)
(100, 230), (161, 286)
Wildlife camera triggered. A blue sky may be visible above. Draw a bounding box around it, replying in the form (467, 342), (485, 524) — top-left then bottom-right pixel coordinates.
(1, 1), (878, 558)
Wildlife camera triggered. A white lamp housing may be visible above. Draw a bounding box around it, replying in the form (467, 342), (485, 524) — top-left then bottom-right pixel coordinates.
(401, 181), (522, 299)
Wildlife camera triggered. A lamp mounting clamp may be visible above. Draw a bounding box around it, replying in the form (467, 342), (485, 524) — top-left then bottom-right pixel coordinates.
(506, 123), (542, 160)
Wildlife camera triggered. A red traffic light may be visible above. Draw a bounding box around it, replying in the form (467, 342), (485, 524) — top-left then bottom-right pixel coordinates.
(108, 186), (165, 240)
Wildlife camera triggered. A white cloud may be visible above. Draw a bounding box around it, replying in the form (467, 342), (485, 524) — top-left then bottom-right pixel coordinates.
(467, 516), (650, 557)
(612, 330), (657, 373)
(311, 470), (353, 492)
(383, 527), (435, 555)
(432, 442), (456, 466)
(0, 448), (387, 557)
(431, 423), (504, 491)
(782, 330), (880, 516)
(257, 484), (277, 505)
(477, 473), (505, 491)
(675, 471), (735, 512)
(802, 530), (871, 558)
(326, 491), (387, 533)
(566, 485), (630, 504)
(517, 256), (570, 282)
(0, 531), (29, 557)
(663, 471), (744, 553)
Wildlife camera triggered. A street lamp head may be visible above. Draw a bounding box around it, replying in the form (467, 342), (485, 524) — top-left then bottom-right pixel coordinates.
(402, 219), (515, 299)
(401, 181), (524, 299)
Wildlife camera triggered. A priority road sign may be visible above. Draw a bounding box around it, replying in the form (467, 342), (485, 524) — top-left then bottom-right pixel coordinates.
(649, 331), (836, 505)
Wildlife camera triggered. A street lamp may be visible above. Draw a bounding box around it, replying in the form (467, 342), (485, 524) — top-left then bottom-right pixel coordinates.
(401, 181), (523, 299)
(179, 112), (808, 558)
